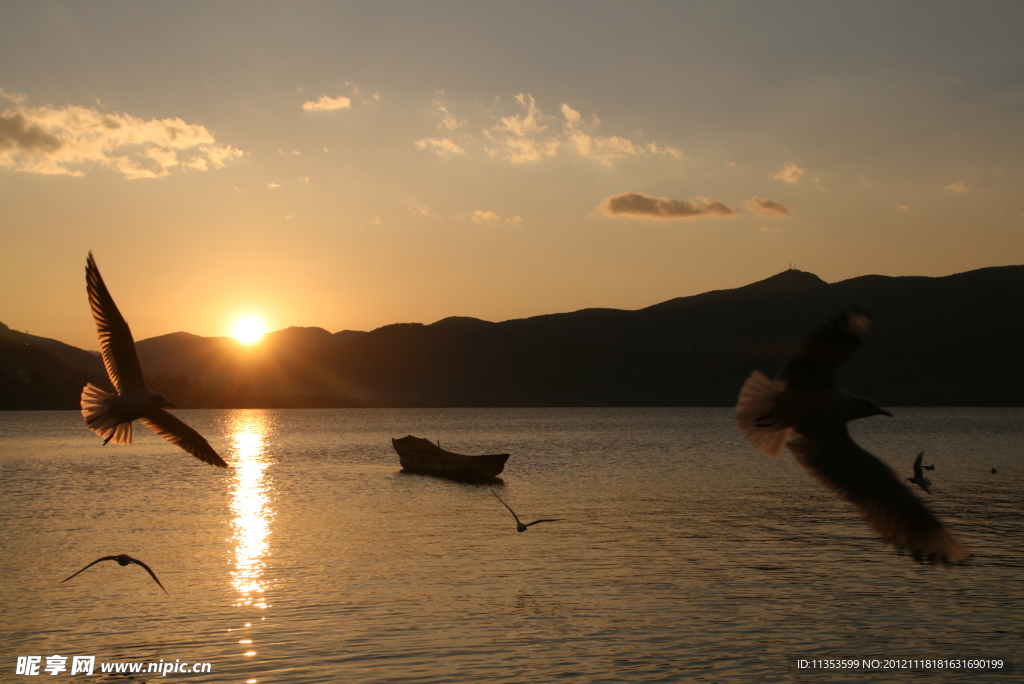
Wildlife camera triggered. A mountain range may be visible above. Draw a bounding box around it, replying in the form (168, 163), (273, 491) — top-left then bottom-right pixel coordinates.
(2, 266), (1021, 409)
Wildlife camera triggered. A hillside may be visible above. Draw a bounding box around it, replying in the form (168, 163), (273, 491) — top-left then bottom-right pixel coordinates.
(2, 266), (1021, 408)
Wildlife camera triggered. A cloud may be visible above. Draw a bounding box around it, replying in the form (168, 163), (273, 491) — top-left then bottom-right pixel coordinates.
(758, 225), (782, 234)
(944, 181), (972, 193)
(431, 92), (466, 132)
(414, 137), (465, 159)
(422, 93), (678, 166)
(895, 203), (910, 212)
(342, 81), (380, 105)
(301, 95), (352, 112)
(483, 94), (561, 163)
(470, 210), (523, 224)
(404, 198), (439, 218)
(0, 112), (63, 154)
(267, 181), (281, 189)
(561, 104), (681, 167)
(773, 162), (806, 184)
(0, 98), (243, 179)
(298, 175), (310, 184)
(598, 191), (738, 220)
(744, 197), (795, 218)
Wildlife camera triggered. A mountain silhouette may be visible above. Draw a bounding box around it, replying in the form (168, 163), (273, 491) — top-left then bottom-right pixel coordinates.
(2, 267), (1020, 409)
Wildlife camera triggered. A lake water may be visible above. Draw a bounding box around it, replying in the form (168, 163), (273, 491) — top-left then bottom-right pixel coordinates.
(0, 407), (1020, 683)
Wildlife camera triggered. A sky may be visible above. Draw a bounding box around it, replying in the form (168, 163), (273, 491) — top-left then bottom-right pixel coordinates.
(2, 1), (1022, 350)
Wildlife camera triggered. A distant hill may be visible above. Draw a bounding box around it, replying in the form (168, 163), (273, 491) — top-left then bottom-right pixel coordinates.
(0, 337), (107, 409)
(0, 322), (105, 376)
(1, 266), (1021, 408)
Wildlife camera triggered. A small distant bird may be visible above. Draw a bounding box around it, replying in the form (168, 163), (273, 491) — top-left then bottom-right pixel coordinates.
(490, 489), (562, 532)
(736, 309), (968, 563)
(923, 463), (935, 471)
(60, 554), (169, 595)
(991, 467), (998, 474)
(80, 253), (226, 467)
(907, 451), (931, 493)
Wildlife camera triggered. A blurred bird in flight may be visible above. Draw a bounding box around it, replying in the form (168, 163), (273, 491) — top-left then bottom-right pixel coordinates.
(736, 309), (967, 564)
(907, 451), (932, 493)
(80, 253), (227, 467)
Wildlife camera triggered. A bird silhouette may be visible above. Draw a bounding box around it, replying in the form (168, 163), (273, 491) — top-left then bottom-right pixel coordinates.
(907, 451), (931, 493)
(60, 554), (169, 595)
(736, 309), (968, 564)
(80, 253), (226, 467)
(490, 489), (562, 532)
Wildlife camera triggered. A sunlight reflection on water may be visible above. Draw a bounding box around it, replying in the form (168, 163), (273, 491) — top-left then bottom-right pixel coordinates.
(228, 411), (276, 611)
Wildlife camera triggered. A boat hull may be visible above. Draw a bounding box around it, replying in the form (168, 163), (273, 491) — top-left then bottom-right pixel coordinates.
(391, 435), (509, 481)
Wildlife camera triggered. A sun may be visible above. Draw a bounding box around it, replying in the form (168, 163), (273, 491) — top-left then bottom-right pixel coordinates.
(232, 317), (266, 345)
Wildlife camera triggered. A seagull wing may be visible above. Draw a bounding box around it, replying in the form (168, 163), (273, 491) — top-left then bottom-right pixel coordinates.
(524, 519), (564, 527)
(913, 451), (924, 479)
(788, 425), (968, 564)
(779, 309), (871, 390)
(60, 555), (119, 584)
(141, 410), (227, 468)
(86, 253), (146, 394)
(128, 557), (170, 596)
(490, 489), (522, 525)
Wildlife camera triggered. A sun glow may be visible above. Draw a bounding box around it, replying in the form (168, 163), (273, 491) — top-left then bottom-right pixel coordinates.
(233, 317), (266, 345)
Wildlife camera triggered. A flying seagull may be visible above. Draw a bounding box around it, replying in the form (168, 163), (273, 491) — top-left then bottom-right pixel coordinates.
(80, 253), (226, 467)
(907, 451), (931, 493)
(60, 554), (169, 596)
(490, 489), (563, 532)
(736, 309), (968, 564)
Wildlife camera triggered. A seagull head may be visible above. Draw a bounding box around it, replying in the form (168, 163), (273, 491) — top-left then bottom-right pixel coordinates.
(150, 393), (174, 409)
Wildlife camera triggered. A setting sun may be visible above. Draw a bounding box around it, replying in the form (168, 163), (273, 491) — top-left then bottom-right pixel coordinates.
(232, 317), (266, 345)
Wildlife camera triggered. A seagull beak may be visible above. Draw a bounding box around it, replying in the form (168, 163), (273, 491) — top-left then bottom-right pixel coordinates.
(167, 402), (177, 409)
(877, 408), (893, 417)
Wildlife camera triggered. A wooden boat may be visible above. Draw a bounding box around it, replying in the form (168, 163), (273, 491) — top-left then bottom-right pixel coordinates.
(391, 435), (509, 480)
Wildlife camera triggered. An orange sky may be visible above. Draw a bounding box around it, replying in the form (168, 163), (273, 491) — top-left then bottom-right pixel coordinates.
(2, 2), (1022, 350)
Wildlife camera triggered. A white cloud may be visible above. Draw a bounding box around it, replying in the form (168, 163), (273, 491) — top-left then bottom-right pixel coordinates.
(744, 197), (795, 218)
(302, 95), (352, 112)
(267, 181), (281, 189)
(404, 198), (439, 218)
(298, 175), (310, 184)
(944, 181), (972, 193)
(480, 95), (680, 166)
(773, 162), (806, 184)
(561, 103), (681, 167)
(471, 210), (523, 224)
(431, 92), (466, 131)
(0, 97), (243, 178)
(414, 137), (465, 159)
(484, 94), (561, 163)
(598, 191), (738, 220)
(415, 93), (680, 167)
(895, 203), (910, 212)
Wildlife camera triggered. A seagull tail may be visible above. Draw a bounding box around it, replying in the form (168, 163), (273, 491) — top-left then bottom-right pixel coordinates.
(81, 383), (132, 445)
(736, 370), (790, 458)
